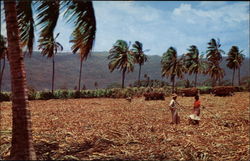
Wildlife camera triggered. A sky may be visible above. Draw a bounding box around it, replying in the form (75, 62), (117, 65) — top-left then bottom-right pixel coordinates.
(1, 1), (249, 56)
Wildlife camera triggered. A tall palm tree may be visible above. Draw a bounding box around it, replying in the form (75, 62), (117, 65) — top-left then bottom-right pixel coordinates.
(0, 35), (7, 92)
(70, 3), (96, 91)
(236, 49), (245, 85)
(131, 41), (149, 87)
(226, 46), (243, 85)
(4, 1), (36, 159)
(3, 1), (96, 160)
(161, 47), (186, 93)
(38, 33), (63, 94)
(108, 40), (134, 88)
(206, 38), (225, 86)
(184, 45), (208, 87)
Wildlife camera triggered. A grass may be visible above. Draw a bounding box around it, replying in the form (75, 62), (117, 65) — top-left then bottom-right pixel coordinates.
(0, 92), (249, 160)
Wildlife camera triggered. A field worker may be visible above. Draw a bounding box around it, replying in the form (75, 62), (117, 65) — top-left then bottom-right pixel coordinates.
(193, 95), (201, 116)
(169, 93), (180, 124)
(188, 95), (201, 125)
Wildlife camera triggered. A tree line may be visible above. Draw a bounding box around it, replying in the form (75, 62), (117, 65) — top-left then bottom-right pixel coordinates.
(0, 37), (246, 93)
(107, 38), (245, 93)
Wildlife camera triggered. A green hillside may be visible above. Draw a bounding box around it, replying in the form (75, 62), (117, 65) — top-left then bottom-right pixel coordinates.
(1, 51), (249, 91)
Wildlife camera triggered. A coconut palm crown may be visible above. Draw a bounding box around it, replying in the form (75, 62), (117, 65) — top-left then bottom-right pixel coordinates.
(184, 45), (208, 87)
(206, 38), (225, 86)
(108, 40), (134, 88)
(226, 46), (245, 85)
(161, 47), (186, 93)
(131, 41), (149, 86)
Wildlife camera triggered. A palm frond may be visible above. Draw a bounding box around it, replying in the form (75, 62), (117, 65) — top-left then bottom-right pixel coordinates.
(64, 1), (96, 60)
(161, 47), (184, 79)
(36, 0), (59, 40)
(108, 40), (134, 73)
(17, 0), (34, 56)
(132, 41), (148, 65)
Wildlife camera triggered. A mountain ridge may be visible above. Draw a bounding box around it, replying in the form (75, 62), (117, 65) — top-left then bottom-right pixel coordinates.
(1, 51), (249, 91)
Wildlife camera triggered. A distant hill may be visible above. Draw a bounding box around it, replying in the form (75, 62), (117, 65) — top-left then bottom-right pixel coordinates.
(1, 51), (249, 91)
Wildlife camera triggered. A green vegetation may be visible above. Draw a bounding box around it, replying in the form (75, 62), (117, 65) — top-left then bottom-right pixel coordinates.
(1, 85), (249, 102)
(1, 87), (172, 101)
(0, 92), (10, 102)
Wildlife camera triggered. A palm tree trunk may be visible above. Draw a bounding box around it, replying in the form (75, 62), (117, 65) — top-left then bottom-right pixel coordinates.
(232, 68), (235, 86)
(52, 54), (55, 94)
(195, 72), (198, 87)
(212, 77), (216, 87)
(4, 1), (36, 160)
(78, 58), (83, 91)
(122, 68), (126, 88)
(238, 67), (241, 86)
(172, 76), (175, 93)
(138, 64), (141, 87)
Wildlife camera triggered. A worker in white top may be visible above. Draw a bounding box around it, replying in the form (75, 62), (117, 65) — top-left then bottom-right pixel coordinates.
(169, 93), (180, 124)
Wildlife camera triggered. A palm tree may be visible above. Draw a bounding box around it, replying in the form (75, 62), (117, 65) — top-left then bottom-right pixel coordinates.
(70, 5), (96, 91)
(4, 1), (36, 159)
(206, 63), (225, 86)
(131, 41), (149, 87)
(38, 33), (63, 94)
(206, 38), (225, 86)
(236, 50), (245, 86)
(3, 1), (96, 160)
(108, 40), (134, 88)
(184, 45), (208, 87)
(226, 46), (244, 85)
(0, 35), (7, 92)
(37, 1), (96, 92)
(161, 47), (186, 93)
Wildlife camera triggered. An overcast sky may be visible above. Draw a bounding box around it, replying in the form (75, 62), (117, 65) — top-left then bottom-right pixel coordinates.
(1, 1), (249, 56)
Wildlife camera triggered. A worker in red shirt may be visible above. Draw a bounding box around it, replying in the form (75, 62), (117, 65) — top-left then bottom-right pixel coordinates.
(188, 95), (201, 125)
(193, 95), (201, 116)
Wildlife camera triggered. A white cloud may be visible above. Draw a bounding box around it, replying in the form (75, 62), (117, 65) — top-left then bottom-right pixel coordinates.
(173, 4), (192, 15)
(91, 1), (249, 56)
(198, 1), (227, 9)
(1, 1), (248, 57)
(172, 2), (249, 26)
(92, 1), (165, 54)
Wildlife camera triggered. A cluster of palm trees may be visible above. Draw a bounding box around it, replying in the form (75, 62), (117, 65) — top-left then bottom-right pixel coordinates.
(161, 38), (245, 93)
(107, 38), (245, 92)
(108, 40), (148, 88)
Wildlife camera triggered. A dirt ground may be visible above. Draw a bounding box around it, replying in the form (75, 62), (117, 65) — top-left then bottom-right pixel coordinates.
(1, 92), (249, 160)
